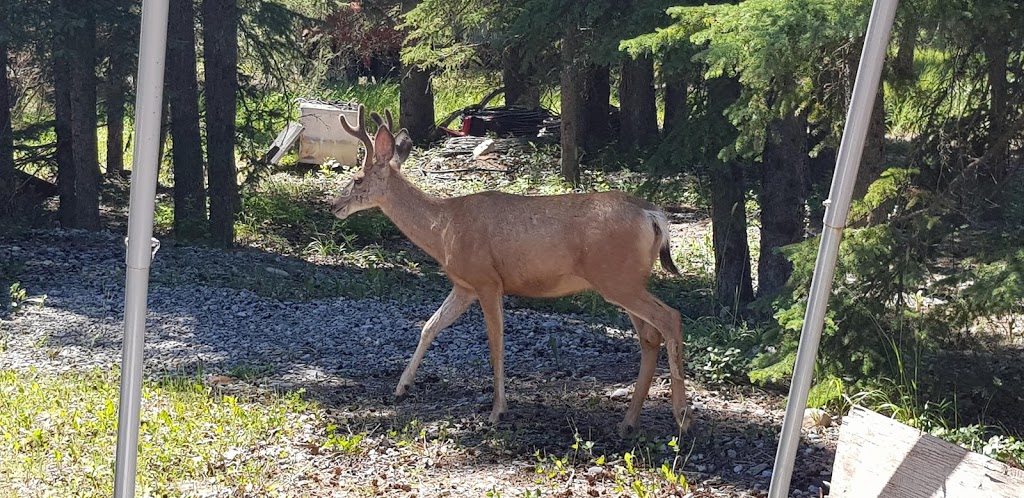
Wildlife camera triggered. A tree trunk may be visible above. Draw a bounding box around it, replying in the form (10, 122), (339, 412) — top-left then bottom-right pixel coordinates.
(663, 75), (689, 139)
(807, 143), (836, 234)
(707, 77), (753, 308)
(893, 18), (917, 84)
(54, 51), (77, 227)
(399, 66), (435, 143)
(399, 0), (435, 144)
(852, 89), (886, 203)
(68, 5), (101, 230)
(104, 74), (126, 178)
(582, 64), (610, 153)
(983, 40), (1009, 184)
(202, 0), (240, 247)
(711, 160), (754, 309)
(758, 113), (809, 298)
(619, 55), (658, 149)
(0, 41), (13, 215)
(502, 44), (540, 109)
(559, 28), (583, 187)
(168, 0), (208, 239)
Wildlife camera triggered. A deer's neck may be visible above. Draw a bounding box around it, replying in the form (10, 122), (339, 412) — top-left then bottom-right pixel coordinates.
(379, 174), (448, 262)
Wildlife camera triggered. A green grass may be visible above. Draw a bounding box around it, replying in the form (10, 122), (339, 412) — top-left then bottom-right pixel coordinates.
(0, 368), (318, 497)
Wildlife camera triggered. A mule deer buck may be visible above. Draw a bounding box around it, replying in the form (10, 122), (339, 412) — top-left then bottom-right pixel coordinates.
(330, 105), (692, 435)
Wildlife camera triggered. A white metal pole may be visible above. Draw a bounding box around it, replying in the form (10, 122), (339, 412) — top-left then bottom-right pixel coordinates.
(113, 0), (170, 496)
(766, 0), (898, 496)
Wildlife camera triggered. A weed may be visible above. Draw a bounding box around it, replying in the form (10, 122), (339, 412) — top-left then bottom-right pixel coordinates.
(323, 423), (365, 455)
(227, 363), (275, 381)
(7, 282), (27, 311)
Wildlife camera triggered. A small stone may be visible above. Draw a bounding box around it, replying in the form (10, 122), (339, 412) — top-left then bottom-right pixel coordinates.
(733, 464), (744, 473)
(726, 449), (737, 459)
(747, 463), (769, 476)
(265, 267), (290, 277)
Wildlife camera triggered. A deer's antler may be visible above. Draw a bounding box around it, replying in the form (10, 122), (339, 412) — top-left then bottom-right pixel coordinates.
(370, 109), (396, 132)
(340, 105), (374, 167)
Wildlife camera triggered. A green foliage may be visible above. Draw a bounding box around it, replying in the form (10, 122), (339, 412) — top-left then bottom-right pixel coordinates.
(645, 0), (871, 160)
(5, 281), (44, 316)
(686, 318), (767, 385)
(7, 282), (27, 312)
(323, 423), (365, 455)
(403, 0), (520, 70)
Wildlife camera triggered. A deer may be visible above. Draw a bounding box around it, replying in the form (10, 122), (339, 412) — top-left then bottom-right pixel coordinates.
(329, 105), (692, 436)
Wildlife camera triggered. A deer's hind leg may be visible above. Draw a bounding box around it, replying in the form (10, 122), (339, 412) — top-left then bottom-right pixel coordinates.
(596, 284), (692, 434)
(621, 312), (662, 437)
(396, 286), (475, 401)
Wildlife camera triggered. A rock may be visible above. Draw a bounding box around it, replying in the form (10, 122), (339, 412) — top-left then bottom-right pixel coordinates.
(265, 267), (290, 277)
(747, 463), (769, 476)
(472, 139), (496, 159)
(610, 387), (631, 399)
(803, 408), (833, 428)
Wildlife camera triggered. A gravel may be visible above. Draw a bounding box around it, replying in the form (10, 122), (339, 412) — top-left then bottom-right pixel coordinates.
(1, 229), (638, 386)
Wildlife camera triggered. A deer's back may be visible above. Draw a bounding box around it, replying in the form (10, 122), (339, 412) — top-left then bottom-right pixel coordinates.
(440, 190), (661, 296)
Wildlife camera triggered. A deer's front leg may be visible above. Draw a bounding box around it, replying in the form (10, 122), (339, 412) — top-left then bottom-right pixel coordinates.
(477, 290), (507, 424)
(396, 286), (475, 401)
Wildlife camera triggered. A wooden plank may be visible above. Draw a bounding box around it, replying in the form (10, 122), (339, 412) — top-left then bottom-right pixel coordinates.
(267, 122), (303, 165)
(831, 406), (1024, 497)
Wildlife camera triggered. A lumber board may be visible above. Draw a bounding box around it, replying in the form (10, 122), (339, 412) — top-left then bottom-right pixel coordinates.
(830, 406), (1024, 497)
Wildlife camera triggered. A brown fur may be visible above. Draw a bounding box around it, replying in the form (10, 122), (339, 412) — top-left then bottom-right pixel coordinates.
(331, 106), (692, 435)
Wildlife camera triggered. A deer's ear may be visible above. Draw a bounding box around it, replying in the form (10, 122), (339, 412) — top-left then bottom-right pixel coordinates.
(372, 126), (395, 166)
(393, 129), (413, 166)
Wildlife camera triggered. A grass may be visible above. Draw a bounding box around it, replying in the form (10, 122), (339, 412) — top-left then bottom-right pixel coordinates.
(0, 366), (715, 497)
(0, 367), (317, 497)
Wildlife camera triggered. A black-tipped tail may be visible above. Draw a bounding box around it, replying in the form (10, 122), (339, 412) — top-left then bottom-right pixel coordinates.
(659, 242), (681, 276)
(651, 214), (682, 276)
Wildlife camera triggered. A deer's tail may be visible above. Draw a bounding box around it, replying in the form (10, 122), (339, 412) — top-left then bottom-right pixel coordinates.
(646, 210), (681, 276)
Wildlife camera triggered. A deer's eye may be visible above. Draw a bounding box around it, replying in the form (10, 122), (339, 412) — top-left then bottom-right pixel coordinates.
(353, 177), (363, 185)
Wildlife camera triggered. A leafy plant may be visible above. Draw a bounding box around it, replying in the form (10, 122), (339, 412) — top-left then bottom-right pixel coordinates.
(323, 423), (365, 455)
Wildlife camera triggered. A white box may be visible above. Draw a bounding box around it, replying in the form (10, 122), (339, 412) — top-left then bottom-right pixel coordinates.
(297, 100), (362, 166)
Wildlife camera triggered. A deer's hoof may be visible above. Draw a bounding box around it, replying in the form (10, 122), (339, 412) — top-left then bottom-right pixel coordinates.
(618, 422), (639, 439)
(487, 410), (509, 425)
(394, 385), (411, 403)
(674, 407), (696, 433)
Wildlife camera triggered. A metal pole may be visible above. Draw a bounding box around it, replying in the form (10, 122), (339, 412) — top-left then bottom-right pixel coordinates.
(113, 0), (170, 496)
(766, 0), (898, 496)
